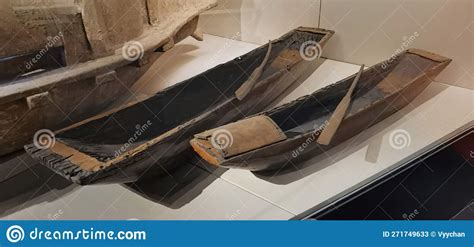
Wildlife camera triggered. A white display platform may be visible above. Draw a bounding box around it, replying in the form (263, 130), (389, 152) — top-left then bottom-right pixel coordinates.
(2, 35), (472, 220)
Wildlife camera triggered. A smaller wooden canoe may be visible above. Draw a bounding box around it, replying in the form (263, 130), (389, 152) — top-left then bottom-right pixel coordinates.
(24, 27), (335, 185)
(190, 49), (452, 171)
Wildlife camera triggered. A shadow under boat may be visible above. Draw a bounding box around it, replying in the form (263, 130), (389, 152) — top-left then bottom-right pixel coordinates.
(0, 149), (222, 214)
(0, 155), (75, 217)
(0, 150), (37, 183)
(0, 150), (220, 213)
(124, 153), (227, 209)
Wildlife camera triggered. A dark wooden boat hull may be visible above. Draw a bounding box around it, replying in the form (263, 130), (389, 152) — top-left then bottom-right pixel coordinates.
(24, 27), (334, 185)
(0, 0), (217, 156)
(190, 49), (452, 171)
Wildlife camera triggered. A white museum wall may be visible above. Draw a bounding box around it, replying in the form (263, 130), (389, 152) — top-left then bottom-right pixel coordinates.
(198, 0), (321, 44)
(199, 0), (473, 90)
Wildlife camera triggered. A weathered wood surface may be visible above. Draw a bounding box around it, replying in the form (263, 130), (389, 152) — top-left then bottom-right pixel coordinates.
(317, 64), (364, 145)
(190, 49), (452, 171)
(0, 1), (66, 58)
(0, 0), (217, 156)
(24, 27), (335, 185)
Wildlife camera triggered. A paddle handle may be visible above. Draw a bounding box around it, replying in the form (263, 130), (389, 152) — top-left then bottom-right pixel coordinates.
(235, 41), (272, 100)
(317, 64), (364, 145)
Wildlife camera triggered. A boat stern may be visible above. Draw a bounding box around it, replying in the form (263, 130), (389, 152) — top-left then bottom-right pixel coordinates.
(407, 48), (452, 64)
(406, 48), (452, 76)
(24, 140), (134, 185)
(295, 27), (335, 47)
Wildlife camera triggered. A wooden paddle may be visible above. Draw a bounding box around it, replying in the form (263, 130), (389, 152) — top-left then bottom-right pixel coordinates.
(235, 41), (272, 100)
(317, 64), (365, 145)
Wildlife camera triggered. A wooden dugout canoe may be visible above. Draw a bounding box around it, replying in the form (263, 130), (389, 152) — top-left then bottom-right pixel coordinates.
(190, 49), (452, 171)
(0, 0), (217, 156)
(24, 27), (335, 185)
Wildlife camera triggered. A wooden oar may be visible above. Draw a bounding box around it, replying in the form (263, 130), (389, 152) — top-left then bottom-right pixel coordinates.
(317, 64), (365, 145)
(235, 41), (272, 100)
